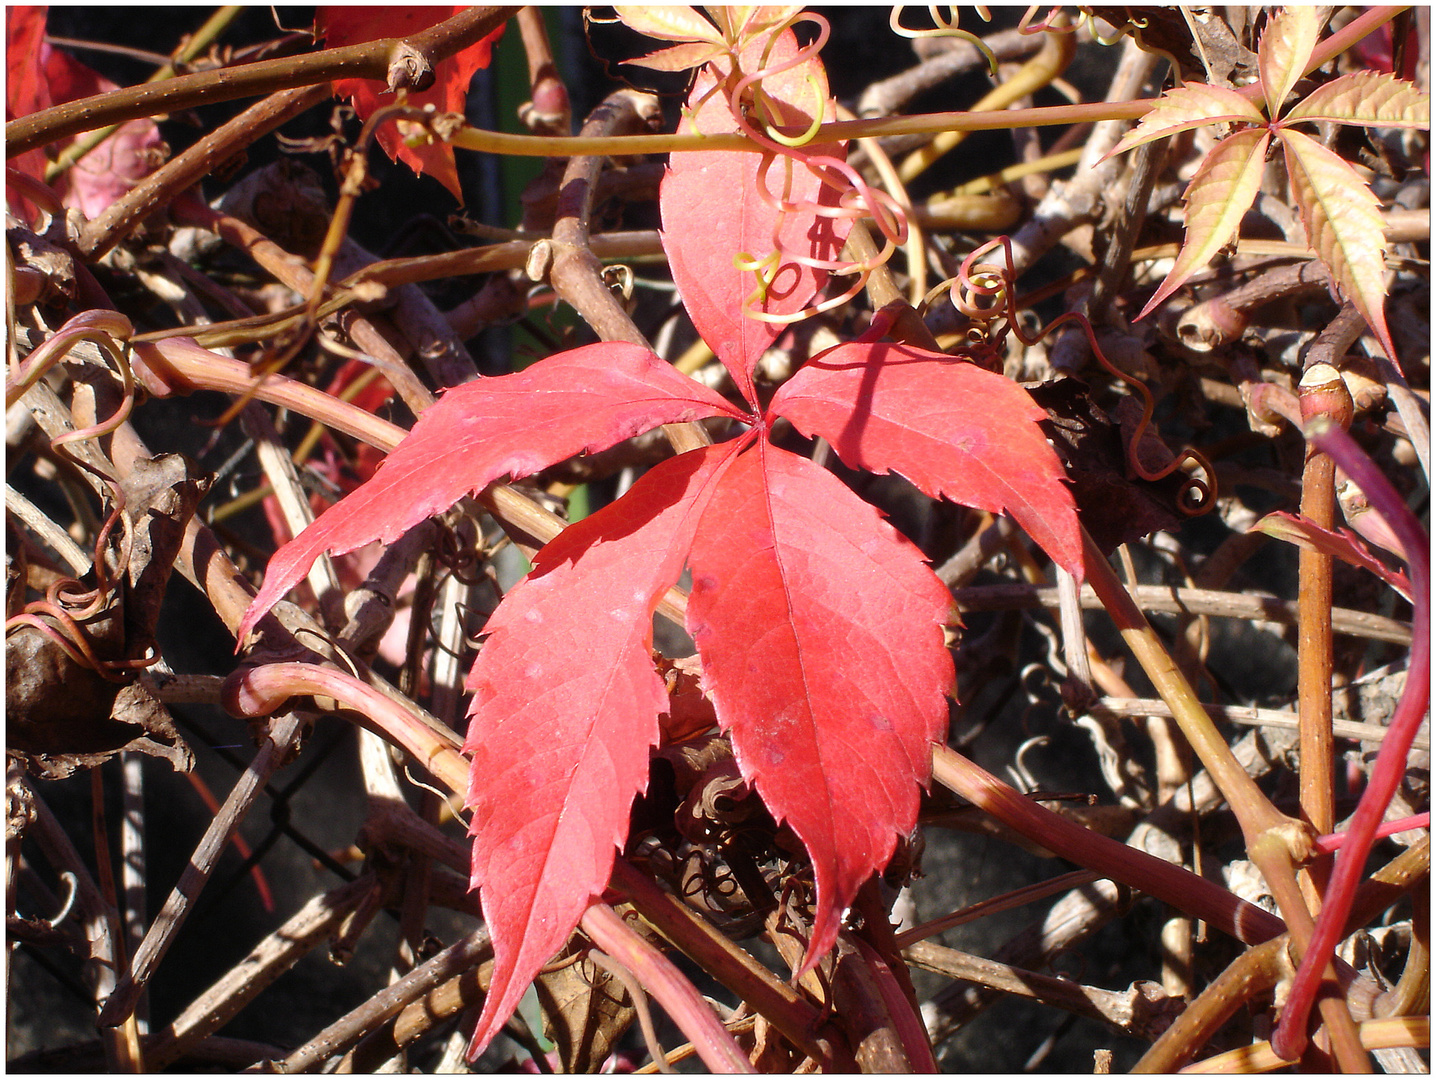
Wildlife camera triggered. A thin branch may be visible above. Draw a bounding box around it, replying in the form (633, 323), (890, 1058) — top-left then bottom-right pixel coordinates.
(6, 8), (519, 156)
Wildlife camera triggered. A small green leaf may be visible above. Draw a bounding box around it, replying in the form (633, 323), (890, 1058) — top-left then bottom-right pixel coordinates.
(1258, 6), (1321, 119)
(1105, 84), (1265, 162)
(1284, 71), (1432, 129)
(1279, 127), (1395, 359)
(1138, 129), (1270, 320)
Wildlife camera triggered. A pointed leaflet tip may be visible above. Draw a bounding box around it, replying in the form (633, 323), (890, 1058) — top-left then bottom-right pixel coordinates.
(769, 341), (1084, 580)
(1102, 84), (1265, 164)
(1283, 70), (1432, 128)
(1136, 129), (1270, 322)
(462, 441), (740, 1058)
(659, 26), (850, 407)
(1257, 6), (1321, 120)
(237, 343), (738, 645)
(1278, 127), (1396, 361)
(686, 442), (954, 969)
(314, 7), (505, 200)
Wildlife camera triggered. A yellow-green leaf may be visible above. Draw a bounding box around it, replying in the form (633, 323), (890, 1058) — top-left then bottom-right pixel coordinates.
(613, 6), (726, 45)
(1104, 84), (1265, 162)
(1284, 71), (1432, 129)
(1258, 6), (1321, 118)
(1279, 127), (1394, 359)
(1138, 129), (1270, 321)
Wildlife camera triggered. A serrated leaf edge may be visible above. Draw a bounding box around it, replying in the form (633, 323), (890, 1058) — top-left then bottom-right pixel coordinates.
(1138, 129), (1271, 320)
(1278, 127), (1394, 359)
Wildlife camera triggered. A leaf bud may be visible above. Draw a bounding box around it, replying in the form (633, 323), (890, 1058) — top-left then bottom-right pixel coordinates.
(1298, 362), (1353, 430)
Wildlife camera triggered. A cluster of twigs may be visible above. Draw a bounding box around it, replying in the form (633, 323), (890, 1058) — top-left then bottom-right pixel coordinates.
(6, 6), (1429, 1073)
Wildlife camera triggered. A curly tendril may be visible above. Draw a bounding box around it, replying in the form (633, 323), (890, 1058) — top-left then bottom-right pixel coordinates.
(692, 10), (913, 325)
(748, 74), (826, 148)
(889, 6), (999, 75)
(1017, 6), (1079, 37)
(3, 311), (162, 679)
(949, 237), (1216, 515)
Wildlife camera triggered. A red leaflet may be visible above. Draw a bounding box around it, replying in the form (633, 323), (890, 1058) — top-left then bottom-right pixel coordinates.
(771, 340), (1084, 579)
(5, 6), (164, 223)
(6, 7), (50, 205)
(313, 6), (503, 200)
(238, 343), (739, 642)
(463, 440), (740, 1058)
(1252, 510), (1412, 600)
(659, 28), (849, 405)
(685, 441), (955, 969)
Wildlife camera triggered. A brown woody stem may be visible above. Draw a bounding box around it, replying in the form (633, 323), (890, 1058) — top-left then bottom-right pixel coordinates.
(6, 7), (518, 157)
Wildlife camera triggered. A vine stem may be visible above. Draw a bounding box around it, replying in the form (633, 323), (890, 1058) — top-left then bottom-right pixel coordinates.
(578, 904), (754, 1073)
(928, 746), (1285, 946)
(1082, 526), (1371, 1065)
(1081, 529), (1297, 845)
(1295, 364), (1355, 904)
(447, 98), (1153, 158)
(221, 662), (753, 1073)
(5, 6), (519, 156)
(1271, 421), (1431, 1062)
(44, 4), (243, 182)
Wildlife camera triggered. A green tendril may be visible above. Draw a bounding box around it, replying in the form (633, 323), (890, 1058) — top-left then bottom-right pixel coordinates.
(889, 6), (999, 77)
(752, 78), (826, 148)
(733, 249), (780, 306)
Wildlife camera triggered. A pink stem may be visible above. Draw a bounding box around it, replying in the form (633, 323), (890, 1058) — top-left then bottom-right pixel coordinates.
(221, 662), (469, 796)
(580, 903), (755, 1073)
(1314, 814), (1430, 856)
(131, 338), (408, 452)
(931, 746), (1285, 945)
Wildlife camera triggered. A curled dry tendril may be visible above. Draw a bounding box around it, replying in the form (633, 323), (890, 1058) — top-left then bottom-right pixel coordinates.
(4, 313), (164, 679)
(949, 237), (1216, 516)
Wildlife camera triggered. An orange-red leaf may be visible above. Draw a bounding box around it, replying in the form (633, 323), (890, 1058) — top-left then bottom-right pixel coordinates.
(314, 7), (503, 200)
(1278, 127), (1394, 359)
(659, 27), (849, 405)
(769, 341), (1083, 578)
(1138, 129), (1270, 320)
(686, 441), (954, 970)
(463, 441), (740, 1057)
(1284, 70), (1431, 128)
(1258, 6), (1320, 119)
(1104, 84), (1264, 162)
(5, 5), (52, 218)
(239, 343), (739, 642)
